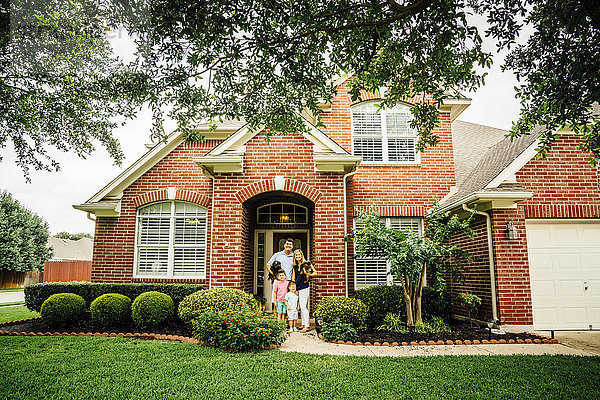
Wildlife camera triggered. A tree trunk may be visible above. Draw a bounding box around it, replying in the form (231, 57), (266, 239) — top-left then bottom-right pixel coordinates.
(414, 264), (427, 325)
(400, 275), (415, 326)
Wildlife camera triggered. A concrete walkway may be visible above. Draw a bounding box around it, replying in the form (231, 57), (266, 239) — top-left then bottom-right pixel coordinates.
(0, 290), (24, 304)
(279, 330), (597, 357)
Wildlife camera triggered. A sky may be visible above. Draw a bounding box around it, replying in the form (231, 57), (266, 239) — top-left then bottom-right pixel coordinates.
(0, 23), (525, 236)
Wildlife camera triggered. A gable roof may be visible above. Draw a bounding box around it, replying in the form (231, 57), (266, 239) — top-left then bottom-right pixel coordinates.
(439, 121), (541, 212)
(74, 115), (361, 216)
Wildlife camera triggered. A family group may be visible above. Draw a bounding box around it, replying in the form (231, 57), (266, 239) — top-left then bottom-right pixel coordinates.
(267, 238), (317, 333)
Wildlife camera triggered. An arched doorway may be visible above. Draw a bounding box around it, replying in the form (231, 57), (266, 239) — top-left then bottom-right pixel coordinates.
(243, 191), (314, 311)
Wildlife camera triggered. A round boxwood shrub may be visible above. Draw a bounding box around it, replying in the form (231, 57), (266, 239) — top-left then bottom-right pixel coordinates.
(178, 288), (259, 324)
(40, 293), (86, 327)
(131, 291), (174, 328)
(314, 296), (368, 328)
(90, 293), (132, 329)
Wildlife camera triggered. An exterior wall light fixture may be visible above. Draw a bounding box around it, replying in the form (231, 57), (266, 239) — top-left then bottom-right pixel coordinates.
(506, 222), (518, 240)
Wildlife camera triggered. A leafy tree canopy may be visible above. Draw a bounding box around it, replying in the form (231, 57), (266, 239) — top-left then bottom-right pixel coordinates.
(53, 232), (93, 240)
(0, 190), (52, 272)
(2, 0), (600, 178)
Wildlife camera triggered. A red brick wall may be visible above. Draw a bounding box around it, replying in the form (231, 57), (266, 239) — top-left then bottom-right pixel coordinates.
(321, 82), (456, 293)
(208, 132), (347, 304)
(448, 214), (494, 320)
(91, 140), (218, 284)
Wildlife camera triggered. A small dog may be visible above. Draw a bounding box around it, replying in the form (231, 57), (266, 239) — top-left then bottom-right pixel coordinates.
(299, 261), (313, 283)
(268, 260), (283, 283)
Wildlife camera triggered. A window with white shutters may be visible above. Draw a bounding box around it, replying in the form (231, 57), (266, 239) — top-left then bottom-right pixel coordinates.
(135, 201), (207, 278)
(351, 102), (418, 163)
(354, 216), (423, 289)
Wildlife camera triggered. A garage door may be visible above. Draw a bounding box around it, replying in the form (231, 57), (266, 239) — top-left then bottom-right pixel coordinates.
(526, 221), (600, 330)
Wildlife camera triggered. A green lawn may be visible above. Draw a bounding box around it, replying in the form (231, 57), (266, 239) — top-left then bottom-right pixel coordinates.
(0, 288), (23, 292)
(0, 336), (598, 399)
(0, 305), (38, 323)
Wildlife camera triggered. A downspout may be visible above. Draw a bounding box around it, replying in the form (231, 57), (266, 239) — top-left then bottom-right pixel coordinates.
(203, 167), (216, 290)
(343, 163), (359, 297)
(86, 212), (96, 222)
(462, 204), (498, 321)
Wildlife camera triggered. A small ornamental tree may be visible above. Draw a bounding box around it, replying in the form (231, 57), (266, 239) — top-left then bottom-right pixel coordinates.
(351, 202), (473, 327)
(0, 191), (52, 272)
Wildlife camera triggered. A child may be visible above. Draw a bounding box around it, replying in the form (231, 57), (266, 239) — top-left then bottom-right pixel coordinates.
(272, 271), (289, 321)
(284, 281), (299, 332)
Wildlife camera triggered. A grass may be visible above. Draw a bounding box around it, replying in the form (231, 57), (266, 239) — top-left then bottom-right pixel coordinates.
(0, 336), (599, 399)
(0, 305), (38, 323)
(0, 288), (23, 292)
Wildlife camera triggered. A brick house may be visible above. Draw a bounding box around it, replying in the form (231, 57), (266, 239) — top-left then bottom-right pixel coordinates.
(75, 78), (600, 330)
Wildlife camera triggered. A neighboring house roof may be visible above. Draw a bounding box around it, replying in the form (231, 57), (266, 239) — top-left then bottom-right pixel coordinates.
(47, 237), (93, 261)
(440, 121), (540, 212)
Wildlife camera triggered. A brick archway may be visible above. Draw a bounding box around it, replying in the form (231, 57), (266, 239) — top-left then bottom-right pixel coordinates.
(132, 188), (211, 208)
(234, 178), (322, 204)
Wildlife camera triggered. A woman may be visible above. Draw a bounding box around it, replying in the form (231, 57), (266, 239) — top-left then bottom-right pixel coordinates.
(291, 249), (317, 333)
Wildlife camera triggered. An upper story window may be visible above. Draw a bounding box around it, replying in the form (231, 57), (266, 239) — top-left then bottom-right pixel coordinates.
(135, 201), (207, 278)
(351, 102), (418, 163)
(257, 202), (307, 225)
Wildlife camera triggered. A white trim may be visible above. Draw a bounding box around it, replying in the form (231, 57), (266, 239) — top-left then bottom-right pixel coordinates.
(436, 190), (534, 215)
(350, 101), (421, 165)
(485, 138), (541, 189)
(133, 200), (208, 280)
(525, 218), (600, 224)
(204, 114), (349, 157)
(86, 130), (186, 203)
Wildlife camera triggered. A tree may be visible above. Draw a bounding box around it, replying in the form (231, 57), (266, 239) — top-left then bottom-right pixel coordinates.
(53, 232), (93, 240)
(0, 190), (52, 272)
(1, 0), (148, 179)
(2, 1), (600, 176)
(351, 204), (473, 326)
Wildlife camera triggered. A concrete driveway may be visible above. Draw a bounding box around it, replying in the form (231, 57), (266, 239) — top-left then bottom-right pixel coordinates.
(0, 290), (25, 304)
(537, 331), (600, 356)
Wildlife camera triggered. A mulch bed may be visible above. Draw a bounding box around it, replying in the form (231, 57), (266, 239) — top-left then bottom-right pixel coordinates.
(358, 320), (540, 343)
(321, 320), (557, 346)
(0, 317), (194, 341)
(1, 318), (556, 346)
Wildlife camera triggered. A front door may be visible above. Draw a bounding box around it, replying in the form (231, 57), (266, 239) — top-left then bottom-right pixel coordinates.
(256, 230), (309, 311)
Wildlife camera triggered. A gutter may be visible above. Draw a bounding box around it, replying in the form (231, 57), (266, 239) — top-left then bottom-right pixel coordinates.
(202, 167), (216, 290)
(462, 204), (498, 321)
(343, 163), (360, 297)
(434, 190), (533, 215)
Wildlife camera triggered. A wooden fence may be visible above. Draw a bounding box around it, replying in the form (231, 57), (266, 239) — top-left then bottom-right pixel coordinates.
(0, 270), (44, 288)
(43, 260), (92, 283)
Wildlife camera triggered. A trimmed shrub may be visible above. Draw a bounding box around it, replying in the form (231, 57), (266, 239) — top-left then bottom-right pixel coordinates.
(313, 296), (368, 328)
(90, 293), (132, 329)
(40, 293), (86, 327)
(192, 309), (287, 352)
(320, 321), (358, 342)
(178, 288), (259, 324)
(352, 285), (405, 328)
(131, 291), (174, 328)
(24, 282), (203, 312)
(413, 316), (451, 333)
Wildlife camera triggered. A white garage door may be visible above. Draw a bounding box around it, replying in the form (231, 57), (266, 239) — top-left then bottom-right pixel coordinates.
(526, 221), (600, 330)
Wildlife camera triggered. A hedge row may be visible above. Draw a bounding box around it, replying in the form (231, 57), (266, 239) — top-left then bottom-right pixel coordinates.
(25, 282), (203, 312)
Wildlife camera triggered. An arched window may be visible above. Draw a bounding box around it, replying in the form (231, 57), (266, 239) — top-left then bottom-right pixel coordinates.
(351, 101), (419, 163)
(257, 202), (307, 225)
(135, 201), (207, 278)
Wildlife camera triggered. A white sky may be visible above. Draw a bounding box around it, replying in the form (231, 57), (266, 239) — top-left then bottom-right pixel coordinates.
(0, 24), (525, 236)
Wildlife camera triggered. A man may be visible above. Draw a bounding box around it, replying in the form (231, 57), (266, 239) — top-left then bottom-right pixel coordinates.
(267, 237), (295, 281)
